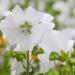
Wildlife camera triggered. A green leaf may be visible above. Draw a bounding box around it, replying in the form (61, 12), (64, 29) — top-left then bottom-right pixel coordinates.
(0, 16), (5, 21)
(0, 52), (11, 75)
(11, 51), (17, 58)
(32, 46), (44, 56)
(38, 73), (45, 75)
(68, 57), (75, 65)
(10, 51), (26, 61)
(71, 50), (75, 57)
(36, 48), (44, 55)
(20, 71), (26, 75)
(61, 64), (72, 74)
(20, 71), (34, 75)
(49, 52), (59, 61)
(0, 31), (3, 36)
(45, 68), (59, 75)
(58, 50), (68, 62)
(16, 51), (26, 61)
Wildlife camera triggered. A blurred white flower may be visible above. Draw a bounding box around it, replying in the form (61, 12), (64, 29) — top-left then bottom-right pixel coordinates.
(0, 5), (54, 51)
(53, 1), (70, 14)
(57, 15), (75, 29)
(10, 59), (24, 75)
(0, 0), (10, 16)
(28, 0), (46, 11)
(37, 0), (46, 11)
(53, 0), (75, 29)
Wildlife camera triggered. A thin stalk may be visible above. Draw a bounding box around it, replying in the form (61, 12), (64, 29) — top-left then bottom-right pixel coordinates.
(26, 51), (29, 75)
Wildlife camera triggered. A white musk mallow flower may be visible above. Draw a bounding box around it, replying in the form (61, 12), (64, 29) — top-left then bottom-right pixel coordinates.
(38, 53), (54, 73)
(0, 5), (54, 51)
(38, 29), (74, 73)
(0, 0), (10, 16)
(39, 29), (74, 53)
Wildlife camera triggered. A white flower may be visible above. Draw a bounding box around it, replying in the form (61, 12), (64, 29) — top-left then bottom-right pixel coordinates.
(57, 14), (75, 29)
(61, 28), (75, 40)
(0, 5), (54, 51)
(39, 29), (74, 53)
(38, 28), (74, 73)
(3, 11), (12, 17)
(38, 53), (54, 73)
(10, 59), (24, 75)
(0, 0), (9, 16)
(53, 0), (75, 29)
(53, 1), (70, 14)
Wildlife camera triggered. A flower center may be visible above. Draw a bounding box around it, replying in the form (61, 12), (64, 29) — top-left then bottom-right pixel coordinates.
(20, 22), (32, 34)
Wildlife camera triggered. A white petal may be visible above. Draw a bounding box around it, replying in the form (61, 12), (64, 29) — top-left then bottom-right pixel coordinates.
(38, 54), (54, 73)
(61, 28), (75, 40)
(10, 59), (24, 75)
(25, 6), (43, 25)
(18, 35), (34, 51)
(0, 0), (9, 16)
(3, 11), (12, 17)
(68, 40), (74, 50)
(41, 13), (54, 23)
(0, 18), (23, 45)
(11, 5), (26, 25)
(39, 30), (73, 53)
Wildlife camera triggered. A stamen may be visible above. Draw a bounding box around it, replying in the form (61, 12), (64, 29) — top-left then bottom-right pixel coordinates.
(20, 22), (32, 34)
(32, 55), (40, 62)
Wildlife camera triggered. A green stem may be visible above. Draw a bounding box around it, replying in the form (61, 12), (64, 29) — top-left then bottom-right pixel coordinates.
(21, 60), (27, 70)
(26, 51), (29, 75)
